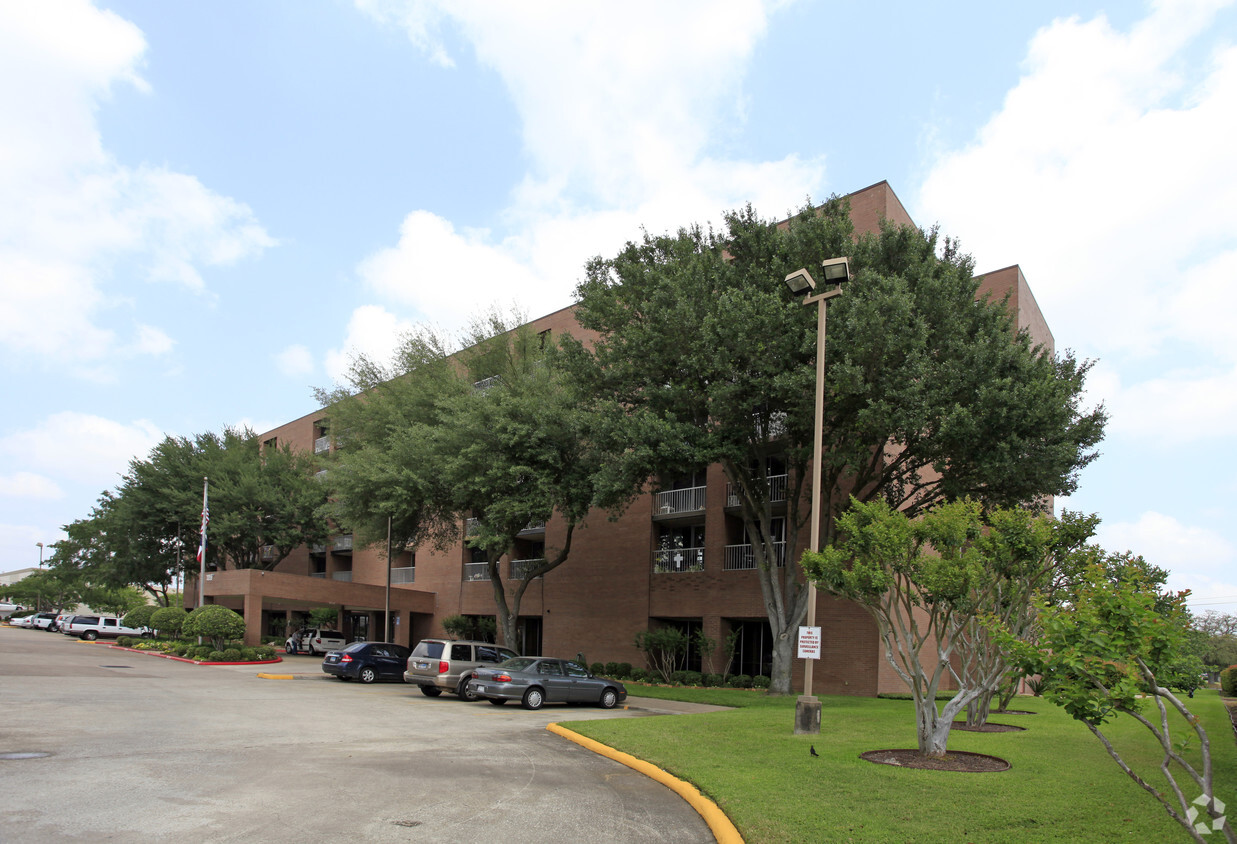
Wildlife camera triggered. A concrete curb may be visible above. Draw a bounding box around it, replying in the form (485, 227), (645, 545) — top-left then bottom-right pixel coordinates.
(546, 722), (743, 844)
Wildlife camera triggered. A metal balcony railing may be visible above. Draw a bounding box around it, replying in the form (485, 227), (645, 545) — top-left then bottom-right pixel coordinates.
(314, 436), (330, 454)
(331, 571), (352, 582)
(653, 546), (704, 574)
(722, 541), (787, 571)
(726, 474), (788, 507)
(510, 558), (545, 580)
(654, 485), (706, 516)
(390, 566), (415, 584)
(310, 571), (326, 579)
(332, 535), (353, 553)
(463, 562), (488, 582)
(259, 545), (277, 562)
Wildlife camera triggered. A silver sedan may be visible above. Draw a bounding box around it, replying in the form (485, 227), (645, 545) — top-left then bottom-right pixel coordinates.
(467, 657), (628, 710)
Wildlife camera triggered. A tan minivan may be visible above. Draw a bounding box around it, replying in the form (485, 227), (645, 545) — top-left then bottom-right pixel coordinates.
(405, 639), (519, 700)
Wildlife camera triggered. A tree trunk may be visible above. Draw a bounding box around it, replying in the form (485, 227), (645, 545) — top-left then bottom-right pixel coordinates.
(965, 688), (993, 728)
(769, 626), (797, 695)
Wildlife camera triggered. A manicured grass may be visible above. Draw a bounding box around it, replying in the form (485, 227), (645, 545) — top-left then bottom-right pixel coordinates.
(564, 686), (1237, 843)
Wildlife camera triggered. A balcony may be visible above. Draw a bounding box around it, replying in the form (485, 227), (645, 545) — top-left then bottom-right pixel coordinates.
(653, 486), (706, 518)
(653, 546), (704, 574)
(314, 435), (330, 455)
(518, 521), (546, 536)
(390, 566), (415, 584)
(463, 562), (488, 582)
(473, 375), (501, 393)
(725, 474), (788, 508)
(259, 545), (277, 563)
(723, 541), (787, 571)
(310, 543), (326, 555)
(510, 558), (545, 580)
(310, 571), (326, 579)
(331, 571), (352, 582)
(332, 535), (353, 553)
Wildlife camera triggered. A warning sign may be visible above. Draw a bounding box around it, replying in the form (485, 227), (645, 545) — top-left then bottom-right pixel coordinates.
(798, 626), (821, 660)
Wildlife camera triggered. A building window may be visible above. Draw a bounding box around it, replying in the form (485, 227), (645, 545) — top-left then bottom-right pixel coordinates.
(654, 524), (704, 573)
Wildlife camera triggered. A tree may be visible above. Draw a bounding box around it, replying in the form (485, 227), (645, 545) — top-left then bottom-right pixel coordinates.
(122, 605), (158, 630)
(802, 497), (1002, 757)
(318, 313), (602, 652)
(1194, 611), (1237, 673)
(150, 606), (187, 639)
(183, 605), (245, 650)
(565, 199), (1106, 694)
(1003, 566), (1234, 843)
(5, 568), (84, 612)
(635, 627), (690, 683)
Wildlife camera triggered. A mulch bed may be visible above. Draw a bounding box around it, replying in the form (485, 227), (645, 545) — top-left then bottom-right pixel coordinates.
(860, 749), (1010, 772)
(951, 721), (1026, 732)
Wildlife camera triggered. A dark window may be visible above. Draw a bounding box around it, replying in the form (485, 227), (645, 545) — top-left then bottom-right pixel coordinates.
(536, 660), (563, 675)
(450, 644), (472, 661)
(565, 661), (590, 678)
(476, 646), (504, 663)
(413, 641), (444, 659)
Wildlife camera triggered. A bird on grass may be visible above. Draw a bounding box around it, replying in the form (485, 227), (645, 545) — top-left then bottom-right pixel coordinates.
(810, 745), (819, 757)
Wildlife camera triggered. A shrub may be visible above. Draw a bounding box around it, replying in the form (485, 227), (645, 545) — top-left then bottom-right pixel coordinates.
(728, 674), (753, 688)
(752, 675), (771, 689)
(194, 645), (215, 660)
(239, 647), (257, 661)
(150, 606), (188, 639)
(183, 605), (245, 650)
(604, 662), (619, 677)
(634, 627), (689, 683)
(207, 650), (227, 662)
(590, 662), (606, 676)
(670, 670), (702, 686)
(616, 662), (632, 679)
(702, 673), (723, 687)
(220, 648), (243, 662)
(122, 605), (158, 631)
(1221, 665), (1237, 696)
(254, 645), (276, 660)
(628, 668), (649, 683)
(117, 636), (135, 647)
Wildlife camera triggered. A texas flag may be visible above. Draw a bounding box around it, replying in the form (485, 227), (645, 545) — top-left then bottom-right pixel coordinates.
(196, 478), (209, 565)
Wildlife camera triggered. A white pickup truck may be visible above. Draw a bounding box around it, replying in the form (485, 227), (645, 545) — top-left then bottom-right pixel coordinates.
(64, 615), (150, 641)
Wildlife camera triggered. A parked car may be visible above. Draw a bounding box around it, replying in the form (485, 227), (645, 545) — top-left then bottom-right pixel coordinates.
(14, 612), (39, 627)
(322, 642), (412, 684)
(0, 602), (25, 620)
(467, 657), (627, 710)
(405, 639), (519, 699)
(63, 615), (149, 640)
(298, 628), (347, 655)
(30, 612), (61, 630)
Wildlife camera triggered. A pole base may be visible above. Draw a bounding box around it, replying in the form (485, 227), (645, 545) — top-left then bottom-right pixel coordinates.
(794, 695), (822, 735)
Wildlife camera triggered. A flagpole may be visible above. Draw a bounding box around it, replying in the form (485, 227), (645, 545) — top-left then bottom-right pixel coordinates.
(197, 477), (209, 609)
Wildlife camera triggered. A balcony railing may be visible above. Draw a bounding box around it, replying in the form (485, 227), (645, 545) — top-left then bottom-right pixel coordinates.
(390, 566), (415, 584)
(332, 535), (353, 553)
(465, 517), (480, 536)
(653, 546), (704, 574)
(473, 375), (501, 393)
(310, 571), (326, 579)
(722, 541), (787, 571)
(510, 558), (545, 580)
(314, 435), (330, 454)
(332, 571), (352, 582)
(310, 543), (326, 555)
(654, 485), (706, 516)
(259, 545), (277, 562)
(518, 521), (546, 535)
(726, 474), (788, 508)
(463, 562), (489, 582)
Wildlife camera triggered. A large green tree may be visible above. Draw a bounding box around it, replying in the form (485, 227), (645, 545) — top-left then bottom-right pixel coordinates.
(318, 313), (602, 655)
(564, 198), (1106, 694)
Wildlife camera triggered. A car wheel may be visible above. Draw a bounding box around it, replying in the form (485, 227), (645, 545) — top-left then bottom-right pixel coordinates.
(359, 666), (378, 684)
(522, 687), (545, 711)
(488, 698), (507, 706)
(457, 676), (479, 701)
(83, 631), (98, 641)
(419, 686), (442, 697)
(599, 688), (619, 709)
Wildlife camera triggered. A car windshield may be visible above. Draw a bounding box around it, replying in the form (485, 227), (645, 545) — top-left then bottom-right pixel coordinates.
(342, 642), (368, 653)
(499, 657), (538, 672)
(413, 641), (445, 659)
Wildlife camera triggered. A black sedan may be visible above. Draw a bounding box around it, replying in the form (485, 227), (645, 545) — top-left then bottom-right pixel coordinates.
(466, 657), (627, 710)
(321, 642), (411, 684)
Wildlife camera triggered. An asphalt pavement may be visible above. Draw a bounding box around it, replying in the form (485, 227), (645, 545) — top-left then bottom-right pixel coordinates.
(0, 626), (721, 843)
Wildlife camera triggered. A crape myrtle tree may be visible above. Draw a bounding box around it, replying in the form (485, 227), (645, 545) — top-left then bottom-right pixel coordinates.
(1001, 565), (1234, 843)
(316, 312), (601, 654)
(564, 197), (1106, 695)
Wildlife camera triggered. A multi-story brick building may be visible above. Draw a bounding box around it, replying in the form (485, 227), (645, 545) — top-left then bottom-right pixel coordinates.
(192, 181), (1052, 696)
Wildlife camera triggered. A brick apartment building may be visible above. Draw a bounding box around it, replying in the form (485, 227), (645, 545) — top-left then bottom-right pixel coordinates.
(191, 181), (1052, 696)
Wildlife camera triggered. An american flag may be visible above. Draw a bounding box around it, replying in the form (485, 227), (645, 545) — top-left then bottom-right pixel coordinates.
(196, 478), (209, 565)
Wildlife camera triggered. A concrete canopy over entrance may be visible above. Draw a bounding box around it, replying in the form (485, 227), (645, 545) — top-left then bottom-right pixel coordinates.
(196, 569), (436, 646)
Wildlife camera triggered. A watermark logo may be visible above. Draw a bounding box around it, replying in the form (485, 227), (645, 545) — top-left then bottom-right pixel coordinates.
(1187, 794), (1226, 836)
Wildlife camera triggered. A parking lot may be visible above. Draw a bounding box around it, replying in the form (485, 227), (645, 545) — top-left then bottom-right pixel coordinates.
(0, 626), (714, 843)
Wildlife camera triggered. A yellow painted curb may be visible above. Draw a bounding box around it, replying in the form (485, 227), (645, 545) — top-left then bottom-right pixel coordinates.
(256, 673), (297, 680)
(547, 723), (743, 844)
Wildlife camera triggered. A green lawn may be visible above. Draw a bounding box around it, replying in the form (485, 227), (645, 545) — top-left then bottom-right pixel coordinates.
(561, 686), (1237, 843)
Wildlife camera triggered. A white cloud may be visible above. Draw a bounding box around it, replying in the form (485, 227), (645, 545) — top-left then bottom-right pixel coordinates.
(0, 472), (65, 500)
(353, 1), (825, 330)
(324, 305), (419, 385)
(1098, 510), (1237, 605)
(0, 412), (162, 488)
(0, 1), (274, 373)
(918, 1), (1237, 365)
(1087, 359), (1237, 442)
(275, 344), (315, 378)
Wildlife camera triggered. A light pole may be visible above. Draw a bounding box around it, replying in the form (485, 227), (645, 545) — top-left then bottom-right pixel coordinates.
(35, 542), (45, 612)
(786, 256), (851, 735)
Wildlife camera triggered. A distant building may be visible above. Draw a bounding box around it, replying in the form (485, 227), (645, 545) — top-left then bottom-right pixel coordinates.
(190, 181), (1052, 695)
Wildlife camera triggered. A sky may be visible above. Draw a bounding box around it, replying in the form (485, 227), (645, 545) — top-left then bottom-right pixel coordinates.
(2, 0), (1235, 614)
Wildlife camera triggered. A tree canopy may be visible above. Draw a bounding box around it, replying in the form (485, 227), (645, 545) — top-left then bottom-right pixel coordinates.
(564, 197), (1107, 694)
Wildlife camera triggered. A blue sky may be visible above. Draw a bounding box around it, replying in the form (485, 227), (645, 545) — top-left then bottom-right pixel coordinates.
(2, 0), (1234, 614)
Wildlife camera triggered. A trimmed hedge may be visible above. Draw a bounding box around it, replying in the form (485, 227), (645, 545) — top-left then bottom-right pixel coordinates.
(1221, 665), (1237, 696)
